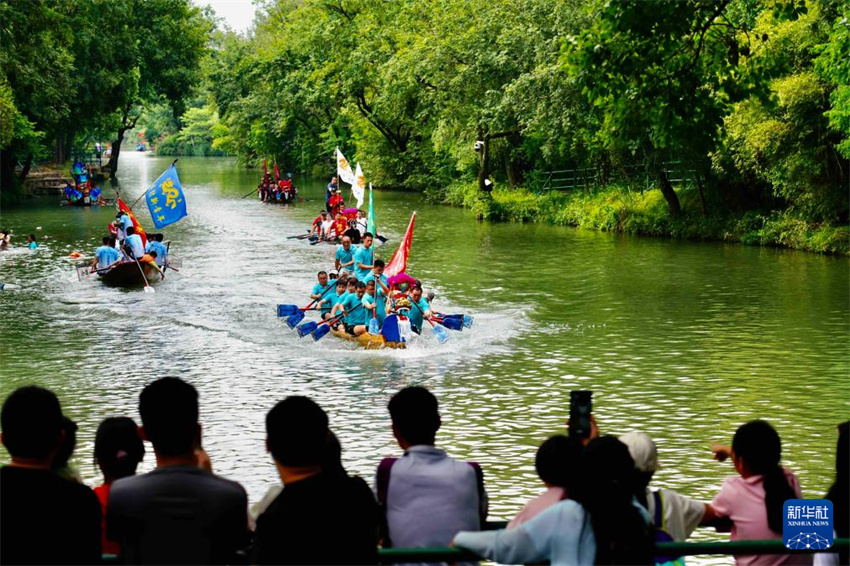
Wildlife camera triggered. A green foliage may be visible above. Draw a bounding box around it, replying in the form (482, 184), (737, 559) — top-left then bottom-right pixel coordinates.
(433, 181), (848, 254)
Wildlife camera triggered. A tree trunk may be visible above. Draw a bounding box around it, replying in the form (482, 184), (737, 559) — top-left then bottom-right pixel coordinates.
(477, 128), (491, 193)
(504, 132), (524, 188)
(108, 128), (126, 176)
(657, 167), (681, 217)
(695, 172), (709, 216)
(18, 153), (33, 184)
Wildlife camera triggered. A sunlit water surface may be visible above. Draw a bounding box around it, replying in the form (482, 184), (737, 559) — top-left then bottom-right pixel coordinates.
(1, 154), (847, 564)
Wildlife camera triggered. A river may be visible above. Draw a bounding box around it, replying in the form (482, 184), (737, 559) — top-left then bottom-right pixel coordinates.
(1, 153), (847, 561)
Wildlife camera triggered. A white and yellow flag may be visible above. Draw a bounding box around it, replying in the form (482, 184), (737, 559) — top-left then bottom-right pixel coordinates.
(335, 147), (356, 186)
(352, 162), (366, 208)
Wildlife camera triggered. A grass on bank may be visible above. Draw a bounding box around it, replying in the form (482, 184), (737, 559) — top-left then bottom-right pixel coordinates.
(429, 181), (849, 255)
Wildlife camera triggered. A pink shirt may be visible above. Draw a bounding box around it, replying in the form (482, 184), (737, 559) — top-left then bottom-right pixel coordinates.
(507, 486), (566, 529)
(711, 468), (811, 566)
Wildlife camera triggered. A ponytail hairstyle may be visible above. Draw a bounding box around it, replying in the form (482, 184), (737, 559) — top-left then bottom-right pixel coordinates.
(94, 417), (145, 481)
(732, 420), (795, 534)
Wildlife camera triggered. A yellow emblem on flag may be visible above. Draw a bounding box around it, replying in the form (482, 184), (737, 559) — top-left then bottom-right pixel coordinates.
(161, 179), (180, 209)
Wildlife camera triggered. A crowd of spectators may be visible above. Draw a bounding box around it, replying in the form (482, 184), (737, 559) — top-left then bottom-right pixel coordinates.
(0, 379), (846, 565)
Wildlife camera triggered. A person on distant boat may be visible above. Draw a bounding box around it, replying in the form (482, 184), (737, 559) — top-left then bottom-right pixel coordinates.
(310, 211), (329, 239)
(27, 234), (37, 249)
(353, 232), (374, 281)
(328, 188), (344, 218)
(355, 210), (367, 236)
(139, 251), (165, 279)
(64, 181), (75, 200)
(343, 219), (361, 244)
(335, 237), (356, 276)
(320, 214), (335, 241)
(123, 226), (145, 260)
(326, 177), (338, 211)
(1, 230), (11, 251)
(145, 234), (168, 267)
(93, 236), (122, 271)
(331, 212), (347, 241)
(116, 211), (133, 242)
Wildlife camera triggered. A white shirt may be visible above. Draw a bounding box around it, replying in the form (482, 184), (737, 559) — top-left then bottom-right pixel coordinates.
(356, 218), (367, 236)
(645, 487), (706, 542)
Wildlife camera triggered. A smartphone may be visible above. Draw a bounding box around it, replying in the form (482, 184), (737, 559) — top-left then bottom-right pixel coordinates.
(568, 390), (592, 439)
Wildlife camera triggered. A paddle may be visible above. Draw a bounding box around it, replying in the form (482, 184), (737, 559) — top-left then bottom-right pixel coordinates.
(435, 314), (473, 330)
(312, 303), (363, 341)
(241, 187), (259, 199)
(432, 316), (463, 332)
(278, 281), (336, 327)
(287, 233), (311, 239)
(131, 254), (154, 294)
(409, 298), (449, 343)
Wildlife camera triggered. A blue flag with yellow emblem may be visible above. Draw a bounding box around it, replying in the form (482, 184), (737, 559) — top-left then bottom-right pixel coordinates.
(145, 163), (187, 229)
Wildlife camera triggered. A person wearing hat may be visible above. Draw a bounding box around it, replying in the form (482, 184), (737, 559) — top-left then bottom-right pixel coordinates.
(618, 431), (707, 545)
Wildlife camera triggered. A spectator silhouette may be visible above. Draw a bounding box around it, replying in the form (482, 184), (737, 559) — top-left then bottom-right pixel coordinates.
(0, 386), (101, 565)
(705, 420), (809, 566)
(376, 386), (488, 556)
(94, 417), (145, 556)
(455, 436), (650, 565)
(252, 396), (378, 564)
(507, 434), (582, 529)
(107, 377), (249, 564)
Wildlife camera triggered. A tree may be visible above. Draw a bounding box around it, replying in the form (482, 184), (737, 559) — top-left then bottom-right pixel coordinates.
(103, 0), (212, 174)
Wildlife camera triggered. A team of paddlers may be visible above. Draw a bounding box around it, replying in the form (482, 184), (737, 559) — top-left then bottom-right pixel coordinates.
(86, 210), (169, 278)
(257, 171), (298, 203)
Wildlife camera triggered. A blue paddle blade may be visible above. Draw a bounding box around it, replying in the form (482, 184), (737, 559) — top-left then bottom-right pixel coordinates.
(312, 324), (332, 341)
(463, 315), (474, 328)
(369, 317), (380, 334)
(432, 323), (450, 343)
(439, 316), (464, 331)
(285, 310), (305, 328)
(277, 304), (299, 317)
(297, 321), (318, 337)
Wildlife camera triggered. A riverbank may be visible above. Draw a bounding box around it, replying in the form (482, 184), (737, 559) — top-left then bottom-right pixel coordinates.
(431, 182), (850, 255)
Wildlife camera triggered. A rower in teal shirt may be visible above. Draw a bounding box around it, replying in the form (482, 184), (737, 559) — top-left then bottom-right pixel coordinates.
(362, 259), (389, 324)
(335, 237), (356, 275)
(353, 233), (374, 281)
(319, 279), (347, 319)
(406, 285), (432, 333)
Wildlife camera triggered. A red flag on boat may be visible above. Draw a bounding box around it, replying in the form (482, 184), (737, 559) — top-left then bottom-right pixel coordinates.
(274, 159), (280, 183)
(263, 160), (268, 179)
(117, 197), (147, 246)
(385, 212), (416, 277)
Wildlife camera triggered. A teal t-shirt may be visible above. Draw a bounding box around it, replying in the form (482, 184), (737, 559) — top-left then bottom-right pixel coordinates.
(353, 246), (373, 281)
(341, 293), (367, 325)
(407, 297), (431, 331)
(335, 246), (355, 272)
(362, 293), (377, 324)
(325, 289), (347, 315)
(312, 282), (333, 300)
(362, 273), (388, 322)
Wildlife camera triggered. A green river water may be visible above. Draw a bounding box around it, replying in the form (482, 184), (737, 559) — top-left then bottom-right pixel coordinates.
(1, 154), (847, 561)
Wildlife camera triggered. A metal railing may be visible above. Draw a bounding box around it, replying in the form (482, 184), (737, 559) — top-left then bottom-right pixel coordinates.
(542, 161), (697, 192)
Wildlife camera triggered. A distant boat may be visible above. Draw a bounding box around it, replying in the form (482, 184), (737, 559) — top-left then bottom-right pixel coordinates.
(136, 143), (146, 152)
